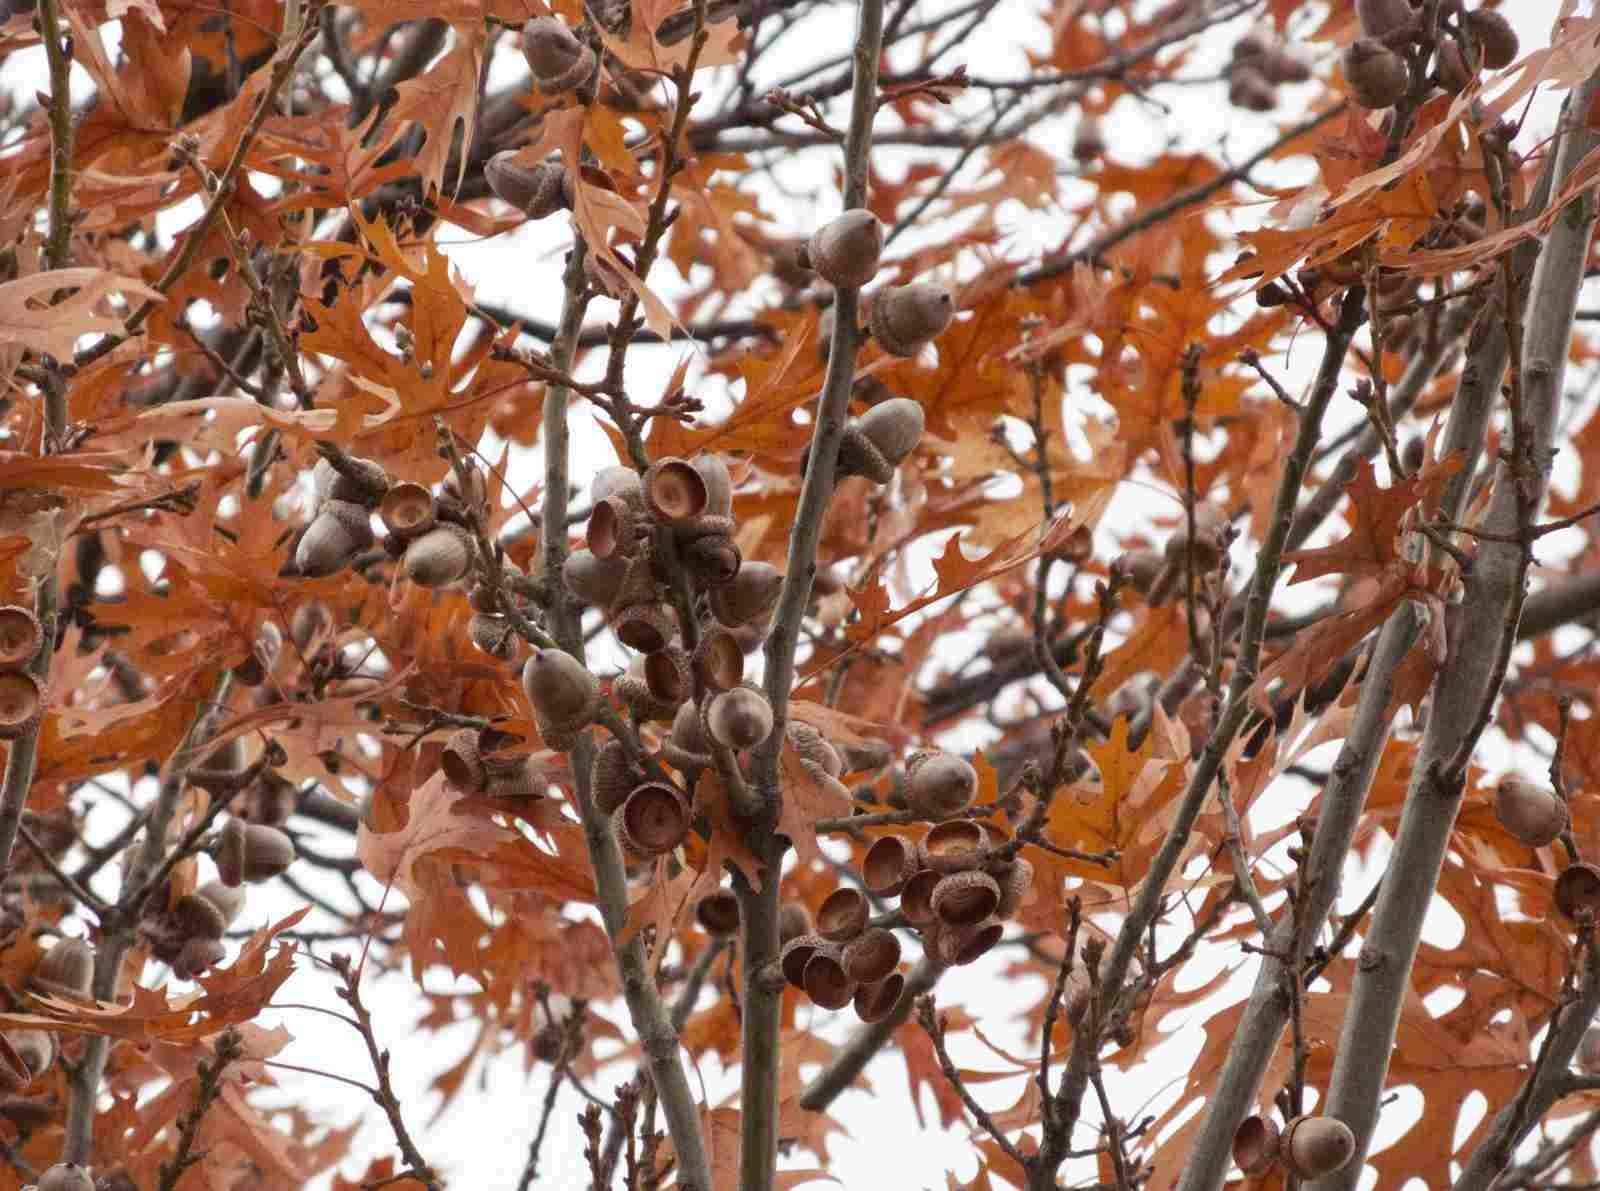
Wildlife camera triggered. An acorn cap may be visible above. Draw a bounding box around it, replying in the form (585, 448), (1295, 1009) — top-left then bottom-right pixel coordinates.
(919, 820), (988, 874)
(1467, 9), (1518, 69)
(993, 856), (1034, 918)
(781, 932), (826, 988)
(0, 671), (42, 740)
(643, 646), (692, 706)
(441, 728), (487, 792)
(312, 455), (388, 506)
(906, 752), (978, 820)
(708, 562), (784, 627)
(679, 528), (743, 588)
(522, 15), (594, 93)
(616, 662), (679, 724)
(900, 868), (942, 928)
(670, 701), (710, 758)
(522, 650), (598, 726)
(30, 938), (93, 997)
(1556, 863), (1600, 920)
(0, 605), (40, 668)
(563, 549), (629, 607)
(1579, 1025), (1600, 1074)
(37, 1164), (95, 1191)
(863, 836), (917, 898)
(1343, 38), (1409, 109)
(173, 892), (229, 941)
(485, 754), (545, 800)
(619, 782), (691, 855)
(173, 937), (227, 980)
(802, 947), (855, 1010)
(468, 612), (518, 660)
(587, 493), (645, 559)
(853, 972), (907, 1023)
(294, 501), (374, 577)
(6, 1029), (53, 1081)
(932, 917), (1003, 966)
(841, 927), (901, 984)
(816, 886), (869, 942)
(403, 525), (475, 588)
(869, 285), (955, 357)
(1356, 0), (1415, 38)
(778, 901), (813, 946)
(691, 454), (734, 517)
(693, 629), (745, 692)
(613, 602), (677, 655)
(1281, 1115), (1356, 1179)
(644, 458), (708, 523)
(931, 870), (1001, 927)
(1227, 63), (1276, 112)
(195, 880), (247, 928)
(1495, 776), (1567, 847)
(707, 687), (774, 751)
(379, 482), (436, 541)
(696, 889), (740, 935)
(1233, 1115), (1281, 1175)
(799, 209), (883, 289)
(485, 153), (573, 219)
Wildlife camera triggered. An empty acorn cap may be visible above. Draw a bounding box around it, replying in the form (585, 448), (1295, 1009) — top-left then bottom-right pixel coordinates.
(857, 398), (926, 469)
(0, 606), (40, 668)
(379, 482), (435, 541)
(562, 549), (629, 607)
(869, 285), (955, 357)
(441, 728), (487, 792)
(853, 971), (907, 1023)
(906, 751), (978, 820)
(799, 209), (883, 289)
(931, 870), (1001, 927)
(707, 687), (774, 751)
(522, 649), (598, 726)
(816, 886), (869, 942)
(1281, 1115), (1356, 1179)
(644, 647), (692, 705)
(691, 454), (734, 517)
(679, 528), (743, 588)
(403, 525), (475, 588)
(1232, 1115), (1281, 1175)
(644, 458), (708, 523)
(708, 562), (784, 627)
(900, 868), (943, 928)
(587, 494), (643, 559)
(693, 629), (745, 691)
(1557, 863), (1600, 920)
(619, 782), (691, 855)
(781, 933), (827, 988)
(295, 501), (375, 577)
(31, 938), (93, 997)
(0, 671), (43, 740)
(932, 917), (1003, 966)
(779, 901), (814, 945)
(802, 947), (855, 1010)
(613, 602), (677, 655)
(1495, 776), (1567, 847)
(863, 836), (917, 898)
(919, 820), (988, 874)
(37, 1164), (95, 1191)
(696, 889), (741, 935)
(841, 927), (901, 984)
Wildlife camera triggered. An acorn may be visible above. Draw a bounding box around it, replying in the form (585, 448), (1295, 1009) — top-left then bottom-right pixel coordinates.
(644, 646), (692, 706)
(616, 659), (679, 723)
(677, 517), (742, 587)
(906, 751), (978, 820)
(379, 482), (436, 542)
(613, 602), (676, 655)
(696, 889), (740, 935)
(919, 820), (988, 874)
(215, 820), (295, 886)
(781, 933), (826, 988)
(563, 549), (629, 607)
(194, 880), (247, 930)
(1113, 548), (1165, 596)
(863, 836), (917, 898)
(0, 671), (43, 740)
(0, 605), (40, 668)
(37, 1164), (94, 1191)
(442, 464), (488, 514)
(31, 938), (93, 997)
(869, 285), (955, 357)
(587, 492), (646, 559)
(1227, 64), (1277, 112)
(993, 856), (1034, 917)
(173, 937), (227, 980)
(617, 782), (691, 856)
(290, 601), (329, 651)
(485, 152), (573, 219)
(403, 525), (475, 588)
(668, 701), (710, 760)
(522, 15), (596, 95)
(592, 466), (642, 503)
(294, 500), (374, 577)
(692, 629), (745, 692)
(708, 562), (784, 628)
(1167, 500), (1231, 574)
(1071, 116), (1105, 165)
(1280, 1116), (1356, 1179)
(802, 946), (855, 1010)
(931, 870), (1001, 926)
(172, 892), (230, 941)
(1578, 1026), (1600, 1074)
(1356, 0), (1415, 38)
(235, 622), (281, 686)
(1557, 863), (1600, 920)
(815, 887), (869, 942)
(797, 209), (883, 289)
(1260, 47), (1311, 84)
(1233, 1115), (1281, 1176)
(1467, 9), (1518, 69)
(690, 454), (734, 517)
(707, 687), (774, 751)
(778, 901), (813, 946)
(899, 869), (942, 928)
(1437, 36), (1478, 92)
(836, 398), (925, 485)
(240, 770), (298, 826)
(841, 927), (901, 983)
(188, 737), (252, 796)
(931, 917), (1003, 966)
(591, 740), (641, 815)
(644, 458), (708, 524)
(441, 729), (487, 791)
(1343, 39), (1410, 109)
(312, 455), (387, 506)
(521, 649), (598, 745)
(468, 612), (518, 660)
(853, 972), (906, 1023)
(1494, 776), (1566, 847)
(838, 737), (892, 774)
(7, 1030), (54, 1079)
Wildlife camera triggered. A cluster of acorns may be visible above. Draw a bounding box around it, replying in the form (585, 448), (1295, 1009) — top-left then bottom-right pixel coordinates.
(0, 606), (44, 741)
(1343, 0), (1517, 110)
(1232, 1113), (1357, 1181)
(1226, 24), (1312, 113)
(1113, 500), (1233, 609)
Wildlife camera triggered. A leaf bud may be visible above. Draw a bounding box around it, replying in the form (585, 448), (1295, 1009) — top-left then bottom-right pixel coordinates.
(485, 152), (574, 219)
(403, 525), (475, 588)
(1280, 1116), (1356, 1179)
(1343, 38), (1410, 109)
(1466, 9), (1518, 69)
(797, 209), (883, 289)
(1494, 776), (1566, 846)
(869, 285), (955, 357)
(522, 16), (596, 95)
(707, 686), (774, 751)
